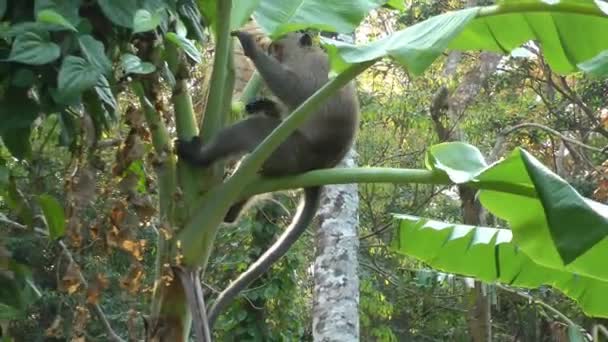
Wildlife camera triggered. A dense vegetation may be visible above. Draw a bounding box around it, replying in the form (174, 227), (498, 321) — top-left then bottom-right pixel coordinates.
(1, 0), (608, 341)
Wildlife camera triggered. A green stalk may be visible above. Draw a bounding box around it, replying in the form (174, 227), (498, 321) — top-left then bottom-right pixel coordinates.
(240, 168), (537, 199)
(178, 60), (376, 266)
(478, 3), (607, 18)
(132, 81), (177, 316)
(239, 71), (262, 103)
(166, 43), (198, 139)
(200, 0), (233, 140)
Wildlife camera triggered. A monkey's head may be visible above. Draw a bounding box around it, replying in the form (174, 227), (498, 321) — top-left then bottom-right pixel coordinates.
(268, 32), (317, 63)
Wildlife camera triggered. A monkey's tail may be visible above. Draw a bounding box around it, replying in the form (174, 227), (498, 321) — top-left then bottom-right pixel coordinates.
(207, 186), (322, 326)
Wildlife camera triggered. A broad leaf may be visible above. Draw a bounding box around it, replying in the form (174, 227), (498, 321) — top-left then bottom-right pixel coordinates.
(120, 53), (156, 74)
(165, 32), (201, 63)
(197, 0), (257, 32)
(36, 9), (77, 31)
(578, 50), (608, 77)
(322, 1), (608, 76)
(78, 35), (112, 75)
(0, 0), (6, 19)
(97, 0), (139, 28)
(57, 55), (101, 100)
(38, 194), (65, 240)
(8, 32), (61, 65)
(0, 89), (39, 159)
(34, 0), (81, 27)
(425, 142), (487, 183)
(95, 76), (117, 113)
(425, 142), (608, 282)
(133, 9), (162, 33)
(254, 0), (387, 37)
(391, 215), (608, 318)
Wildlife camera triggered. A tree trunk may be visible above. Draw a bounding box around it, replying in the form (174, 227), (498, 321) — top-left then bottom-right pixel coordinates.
(430, 45), (502, 342)
(313, 148), (360, 341)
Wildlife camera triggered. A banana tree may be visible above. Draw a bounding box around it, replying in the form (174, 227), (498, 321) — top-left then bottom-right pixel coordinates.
(2, 0), (608, 340)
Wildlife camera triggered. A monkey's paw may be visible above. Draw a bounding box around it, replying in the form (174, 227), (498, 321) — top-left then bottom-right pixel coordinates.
(231, 30), (257, 58)
(245, 98), (278, 115)
(175, 136), (206, 165)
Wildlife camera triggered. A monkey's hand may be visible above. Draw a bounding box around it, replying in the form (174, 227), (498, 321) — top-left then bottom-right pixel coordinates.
(175, 136), (211, 167)
(245, 98), (281, 118)
(231, 30), (258, 58)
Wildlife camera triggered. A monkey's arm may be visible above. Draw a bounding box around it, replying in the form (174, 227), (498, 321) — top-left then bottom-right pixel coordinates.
(245, 98), (282, 119)
(231, 31), (309, 106)
(206, 186), (321, 326)
(176, 115), (282, 167)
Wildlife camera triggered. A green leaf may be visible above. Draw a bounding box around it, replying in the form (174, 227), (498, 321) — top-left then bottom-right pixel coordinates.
(321, 7), (479, 75)
(0, 258), (38, 317)
(230, 0), (261, 31)
(0, 303), (22, 320)
(425, 143), (608, 282)
(97, 0), (139, 28)
(6, 178), (33, 228)
(36, 8), (78, 31)
(165, 32), (201, 63)
(425, 142), (488, 183)
(391, 214), (608, 318)
(568, 324), (586, 342)
(323, 1), (608, 76)
(384, 0), (404, 10)
(253, 0), (386, 37)
(95, 76), (117, 112)
(120, 53), (156, 74)
(5, 22), (60, 37)
(11, 68), (36, 88)
(451, 0), (608, 74)
(38, 194), (65, 239)
(0, 89), (38, 159)
(78, 35), (112, 75)
(57, 55), (102, 100)
(578, 50), (608, 77)
(8, 32), (61, 65)
(178, 0), (205, 41)
(133, 8), (162, 33)
(34, 0), (81, 27)
(0, 161), (8, 190)
(0, 0), (6, 19)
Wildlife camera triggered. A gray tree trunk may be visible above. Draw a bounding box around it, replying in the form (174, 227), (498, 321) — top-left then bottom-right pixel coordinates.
(312, 148), (360, 342)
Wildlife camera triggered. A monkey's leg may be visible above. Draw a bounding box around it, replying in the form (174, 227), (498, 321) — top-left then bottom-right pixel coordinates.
(176, 115), (282, 167)
(224, 200), (248, 223)
(222, 130), (316, 223)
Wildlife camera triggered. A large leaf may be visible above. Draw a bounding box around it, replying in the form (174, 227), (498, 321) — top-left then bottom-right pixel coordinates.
(133, 8), (162, 33)
(120, 53), (156, 74)
(322, 8), (479, 75)
(165, 32), (202, 63)
(254, 0), (388, 37)
(7, 31), (61, 65)
(57, 55), (102, 101)
(78, 35), (112, 75)
(197, 0), (260, 32)
(0, 89), (39, 159)
(36, 9), (77, 31)
(34, 0), (82, 27)
(578, 50), (608, 77)
(322, 0), (608, 76)
(391, 215), (608, 318)
(425, 142), (608, 282)
(97, 0), (139, 28)
(38, 194), (65, 240)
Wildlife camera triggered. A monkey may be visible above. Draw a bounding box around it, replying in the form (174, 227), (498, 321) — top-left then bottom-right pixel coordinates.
(175, 30), (359, 325)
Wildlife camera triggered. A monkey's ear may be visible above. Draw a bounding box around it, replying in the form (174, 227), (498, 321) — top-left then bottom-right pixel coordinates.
(299, 33), (313, 46)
